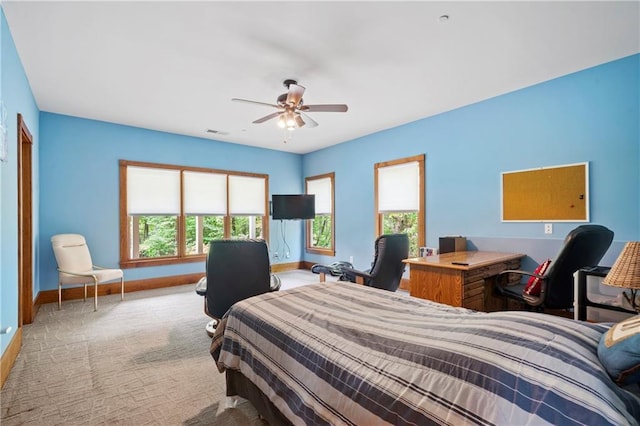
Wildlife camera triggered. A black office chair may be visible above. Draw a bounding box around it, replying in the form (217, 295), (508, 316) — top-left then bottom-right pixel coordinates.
(339, 233), (410, 291)
(497, 224), (614, 310)
(197, 239), (279, 336)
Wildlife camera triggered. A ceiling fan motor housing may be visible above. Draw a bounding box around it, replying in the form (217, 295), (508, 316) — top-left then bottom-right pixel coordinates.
(277, 93), (303, 108)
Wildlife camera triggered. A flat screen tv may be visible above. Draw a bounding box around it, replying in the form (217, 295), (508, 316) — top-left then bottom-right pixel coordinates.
(271, 194), (315, 220)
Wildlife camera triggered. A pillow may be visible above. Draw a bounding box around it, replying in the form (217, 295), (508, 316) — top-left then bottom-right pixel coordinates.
(523, 259), (551, 296)
(598, 315), (640, 386)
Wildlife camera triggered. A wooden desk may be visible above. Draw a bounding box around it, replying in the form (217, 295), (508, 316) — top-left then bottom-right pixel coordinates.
(404, 251), (524, 312)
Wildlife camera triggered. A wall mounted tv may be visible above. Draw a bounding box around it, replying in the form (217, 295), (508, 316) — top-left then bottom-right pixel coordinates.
(271, 194), (315, 220)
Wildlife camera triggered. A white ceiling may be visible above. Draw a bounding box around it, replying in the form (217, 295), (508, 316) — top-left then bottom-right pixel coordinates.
(3, 1), (639, 154)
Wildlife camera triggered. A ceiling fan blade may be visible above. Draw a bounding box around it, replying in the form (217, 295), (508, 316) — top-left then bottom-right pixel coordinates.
(252, 111), (282, 124)
(300, 104), (348, 112)
(286, 84), (305, 107)
(232, 98), (279, 108)
(300, 112), (318, 128)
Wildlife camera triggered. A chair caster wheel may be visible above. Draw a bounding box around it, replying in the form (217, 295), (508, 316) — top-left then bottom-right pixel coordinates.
(205, 319), (218, 337)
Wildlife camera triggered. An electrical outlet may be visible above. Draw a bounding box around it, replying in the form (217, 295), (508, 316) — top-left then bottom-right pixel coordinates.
(349, 256), (354, 264)
(273, 252), (279, 260)
(544, 223), (553, 234)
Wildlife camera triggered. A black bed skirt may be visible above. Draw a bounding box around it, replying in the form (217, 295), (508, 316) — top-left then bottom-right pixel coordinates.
(226, 369), (293, 426)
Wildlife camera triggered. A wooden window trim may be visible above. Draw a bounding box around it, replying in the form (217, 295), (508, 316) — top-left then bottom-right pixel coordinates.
(305, 172), (336, 256)
(374, 154), (425, 248)
(119, 159), (269, 268)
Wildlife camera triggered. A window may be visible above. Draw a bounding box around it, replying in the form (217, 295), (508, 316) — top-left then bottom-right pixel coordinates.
(182, 171), (227, 255)
(120, 160), (268, 268)
(229, 175), (265, 239)
(374, 155), (425, 257)
(305, 172), (335, 256)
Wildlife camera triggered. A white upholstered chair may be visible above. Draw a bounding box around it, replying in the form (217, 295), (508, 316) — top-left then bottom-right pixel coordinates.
(51, 234), (124, 311)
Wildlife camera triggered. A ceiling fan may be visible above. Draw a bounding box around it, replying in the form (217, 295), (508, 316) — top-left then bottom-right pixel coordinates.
(232, 79), (348, 130)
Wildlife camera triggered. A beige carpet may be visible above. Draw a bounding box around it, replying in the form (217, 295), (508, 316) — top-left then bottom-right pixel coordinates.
(0, 270), (322, 425)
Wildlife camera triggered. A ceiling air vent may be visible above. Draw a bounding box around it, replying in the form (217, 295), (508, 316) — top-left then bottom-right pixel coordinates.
(206, 129), (229, 136)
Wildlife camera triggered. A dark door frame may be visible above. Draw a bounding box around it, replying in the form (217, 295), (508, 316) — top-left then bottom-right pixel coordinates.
(17, 113), (34, 326)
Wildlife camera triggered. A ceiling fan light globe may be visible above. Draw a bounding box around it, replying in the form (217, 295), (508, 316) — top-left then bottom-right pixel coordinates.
(277, 116), (286, 128)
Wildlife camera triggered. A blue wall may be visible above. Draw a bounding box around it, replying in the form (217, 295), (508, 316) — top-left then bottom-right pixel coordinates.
(38, 113), (304, 291)
(0, 9), (40, 355)
(303, 55), (640, 272)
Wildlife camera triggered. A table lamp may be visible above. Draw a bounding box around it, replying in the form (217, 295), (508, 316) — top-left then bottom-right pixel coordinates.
(602, 241), (640, 312)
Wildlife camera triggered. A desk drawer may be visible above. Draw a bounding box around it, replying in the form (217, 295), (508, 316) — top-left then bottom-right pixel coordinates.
(464, 294), (484, 311)
(464, 279), (484, 298)
(467, 263), (507, 281)
(464, 279), (485, 311)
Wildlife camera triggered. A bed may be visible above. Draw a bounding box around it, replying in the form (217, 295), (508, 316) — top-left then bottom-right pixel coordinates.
(210, 281), (640, 425)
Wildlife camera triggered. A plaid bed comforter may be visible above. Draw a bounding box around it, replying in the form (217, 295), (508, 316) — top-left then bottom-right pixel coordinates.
(211, 282), (640, 425)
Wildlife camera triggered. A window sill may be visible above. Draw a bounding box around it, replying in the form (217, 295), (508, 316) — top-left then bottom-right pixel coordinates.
(120, 255), (206, 269)
(306, 247), (336, 256)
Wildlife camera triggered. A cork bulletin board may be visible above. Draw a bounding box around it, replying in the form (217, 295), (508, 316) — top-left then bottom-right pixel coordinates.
(501, 162), (589, 222)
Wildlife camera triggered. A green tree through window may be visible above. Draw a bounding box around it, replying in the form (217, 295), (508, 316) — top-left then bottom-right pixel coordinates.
(136, 216), (178, 258)
(312, 215), (332, 248)
(382, 212), (419, 257)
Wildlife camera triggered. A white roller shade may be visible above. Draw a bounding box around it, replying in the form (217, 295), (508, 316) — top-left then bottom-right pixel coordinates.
(229, 175), (266, 215)
(307, 177), (332, 215)
(127, 166), (180, 215)
(183, 171), (227, 215)
(378, 161), (419, 212)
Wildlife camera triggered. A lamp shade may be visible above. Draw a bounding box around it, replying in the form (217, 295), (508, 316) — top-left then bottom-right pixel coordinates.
(602, 242), (640, 289)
